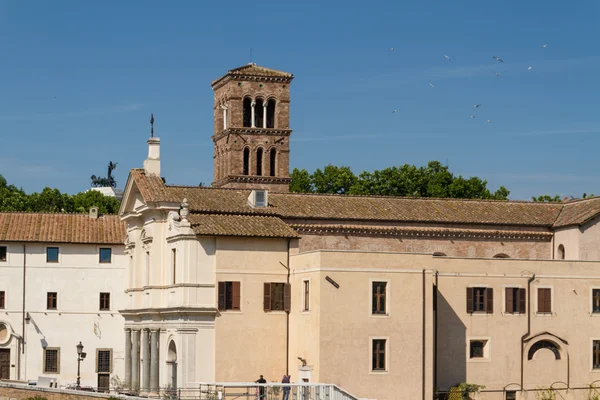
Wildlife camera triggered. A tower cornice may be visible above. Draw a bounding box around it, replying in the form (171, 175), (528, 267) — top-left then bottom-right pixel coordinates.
(212, 128), (292, 143)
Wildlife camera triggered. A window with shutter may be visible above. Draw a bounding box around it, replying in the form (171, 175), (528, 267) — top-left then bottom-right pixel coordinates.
(264, 283), (286, 312)
(468, 287), (492, 313)
(218, 281), (241, 311)
(505, 288), (526, 314)
(263, 282), (271, 312)
(537, 288), (552, 313)
(283, 283), (291, 313)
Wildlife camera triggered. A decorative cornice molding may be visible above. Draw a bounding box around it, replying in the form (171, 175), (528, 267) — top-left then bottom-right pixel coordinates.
(212, 175), (291, 187)
(290, 224), (553, 241)
(212, 75), (293, 90)
(119, 306), (218, 317)
(212, 128), (292, 142)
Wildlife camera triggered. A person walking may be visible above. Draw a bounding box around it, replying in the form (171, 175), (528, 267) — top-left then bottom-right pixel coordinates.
(282, 374), (291, 400)
(255, 374), (267, 399)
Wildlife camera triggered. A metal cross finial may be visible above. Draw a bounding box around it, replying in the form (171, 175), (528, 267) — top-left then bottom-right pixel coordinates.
(150, 113), (155, 137)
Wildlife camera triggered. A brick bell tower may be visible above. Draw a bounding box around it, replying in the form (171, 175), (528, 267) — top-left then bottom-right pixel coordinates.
(211, 63), (294, 192)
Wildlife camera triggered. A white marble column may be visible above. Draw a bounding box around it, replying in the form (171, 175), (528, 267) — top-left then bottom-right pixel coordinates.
(142, 329), (150, 392)
(251, 101), (256, 128)
(150, 329), (160, 393)
(131, 329), (141, 391)
(124, 329), (132, 389)
(262, 102), (267, 128)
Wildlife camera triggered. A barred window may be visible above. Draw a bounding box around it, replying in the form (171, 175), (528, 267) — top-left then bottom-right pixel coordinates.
(44, 348), (60, 373)
(97, 349), (112, 373)
(0, 291), (5, 309)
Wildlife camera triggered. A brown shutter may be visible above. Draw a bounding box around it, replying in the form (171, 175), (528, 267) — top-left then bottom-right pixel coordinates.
(284, 283), (291, 313)
(538, 288), (551, 313)
(544, 289), (552, 313)
(218, 282), (225, 311)
(264, 283), (271, 312)
(486, 288), (494, 313)
(518, 288), (526, 314)
(232, 282), (241, 310)
(466, 287), (474, 313)
(505, 287), (514, 313)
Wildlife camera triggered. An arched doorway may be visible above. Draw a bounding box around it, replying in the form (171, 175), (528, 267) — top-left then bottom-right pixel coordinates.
(167, 341), (177, 392)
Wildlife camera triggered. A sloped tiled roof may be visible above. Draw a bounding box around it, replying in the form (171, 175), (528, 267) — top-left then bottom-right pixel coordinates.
(553, 197), (600, 228)
(0, 212), (126, 244)
(188, 214), (298, 238)
(211, 63), (294, 86)
(127, 169), (600, 230)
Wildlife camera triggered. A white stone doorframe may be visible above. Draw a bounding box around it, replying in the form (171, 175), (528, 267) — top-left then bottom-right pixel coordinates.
(0, 320), (21, 381)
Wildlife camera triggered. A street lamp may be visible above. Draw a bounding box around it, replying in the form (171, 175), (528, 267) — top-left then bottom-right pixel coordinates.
(76, 342), (87, 389)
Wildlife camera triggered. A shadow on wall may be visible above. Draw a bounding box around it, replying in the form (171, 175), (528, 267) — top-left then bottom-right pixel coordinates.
(436, 287), (466, 390)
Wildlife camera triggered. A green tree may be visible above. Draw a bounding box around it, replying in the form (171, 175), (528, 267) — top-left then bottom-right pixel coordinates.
(311, 165), (357, 194)
(72, 190), (121, 214)
(532, 194), (562, 202)
(289, 168), (312, 193)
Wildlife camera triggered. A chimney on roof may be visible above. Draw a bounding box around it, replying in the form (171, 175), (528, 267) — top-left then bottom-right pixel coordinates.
(144, 113), (161, 176)
(89, 206), (99, 219)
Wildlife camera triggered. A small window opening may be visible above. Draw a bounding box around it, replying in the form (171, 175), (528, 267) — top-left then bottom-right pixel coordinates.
(372, 339), (387, 371)
(256, 148), (263, 176)
(0, 246), (6, 262)
(506, 391), (517, 400)
(593, 289), (600, 313)
(270, 149), (277, 177)
(255, 99), (264, 128)
(372, 282), (387, 315)
(243, 97), (252, 127)
(469, 340), (486, 358)
(557, 244), (565, 260)
(594, 340), (600, 369)
(243, 148), (250, 175)
(266, 99), (276, 128)
(493, 253), (510, 259)
(172, 248), (177, 285)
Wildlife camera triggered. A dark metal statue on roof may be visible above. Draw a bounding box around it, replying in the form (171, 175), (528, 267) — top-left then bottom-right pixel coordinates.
(150, 113), (155, 138)
(90, 161), (118, 188)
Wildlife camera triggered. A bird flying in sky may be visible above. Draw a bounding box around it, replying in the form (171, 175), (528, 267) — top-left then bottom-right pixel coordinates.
(474, 104), (481, 108)
(429, 82), (435, 88)
(492, 56), (504, 63)
(444, 55), (451, 61)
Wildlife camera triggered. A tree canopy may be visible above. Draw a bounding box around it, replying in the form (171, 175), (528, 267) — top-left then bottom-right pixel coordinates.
(290, 161), (511, 200)
(0, 174), (121, 214)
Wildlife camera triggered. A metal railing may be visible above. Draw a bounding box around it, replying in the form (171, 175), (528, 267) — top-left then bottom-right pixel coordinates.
(194, 382), (360, 400)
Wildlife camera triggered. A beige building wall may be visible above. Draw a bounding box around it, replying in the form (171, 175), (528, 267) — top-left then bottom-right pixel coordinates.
(214, 237), (289, 383)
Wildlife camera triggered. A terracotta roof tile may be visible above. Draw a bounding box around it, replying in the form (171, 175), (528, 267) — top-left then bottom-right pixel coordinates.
(0, 212), (126, 244)
(553, 197), (600, 228)
(211, 63), (294, 87)
(188, 214), (298, 238)
(129, 170), (600, 229)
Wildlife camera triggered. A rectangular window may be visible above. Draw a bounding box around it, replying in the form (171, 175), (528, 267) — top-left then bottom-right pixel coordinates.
(466, 287), (493, 314)
(171, 249), (176, 285)
(506, 391), (517, 400)
(46, 247), (59, 263)
(43, 348), (60, 373)
(469, 340), (486, 358)
(303, 280), (310, 311)
(0, 291), (4, 309)
(537, 288), (552, 313)
(594, 341), (600, 370)
(99, 248), (112, 264)
(263, 282), (291, 312)
(372, 282), (387, 315)
(145, 252), (150, 286)
(372, 339), (387, 371)
(505, 287), (526, 314)
(47, 292), (57, 310)
(593, 289), (600, 313)
(218, 282), (241, 311)
(99, 293), (110, 311)
(0, 246), (6, 262)
(96, 349), (112, 373)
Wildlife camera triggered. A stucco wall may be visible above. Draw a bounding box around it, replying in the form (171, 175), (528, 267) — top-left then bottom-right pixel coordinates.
(0, 242), (126, 388)
(214, 237), (289, 383)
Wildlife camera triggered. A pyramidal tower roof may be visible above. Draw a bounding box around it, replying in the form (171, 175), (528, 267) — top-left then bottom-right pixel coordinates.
(211, 63), (294, 87)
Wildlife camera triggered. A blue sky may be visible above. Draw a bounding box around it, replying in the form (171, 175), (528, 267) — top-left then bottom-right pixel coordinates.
(0, 1), (599, 200)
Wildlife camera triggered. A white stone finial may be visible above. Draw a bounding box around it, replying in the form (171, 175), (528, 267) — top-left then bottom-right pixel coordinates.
(180, 198), (189, 221)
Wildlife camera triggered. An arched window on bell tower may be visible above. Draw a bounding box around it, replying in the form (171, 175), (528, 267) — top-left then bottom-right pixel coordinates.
(256, 148), (263, 176)
(243, 97), (252, 127)
(270, 149), (277, 177)
(243, 148), (250, 175)
(255, 99), (264, 128)
(266, 99), (276, 128)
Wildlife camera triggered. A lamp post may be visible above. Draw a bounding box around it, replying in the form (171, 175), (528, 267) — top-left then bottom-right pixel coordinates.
(76, 342), (87, 389)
